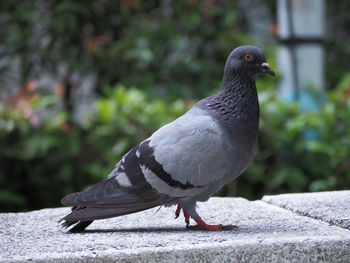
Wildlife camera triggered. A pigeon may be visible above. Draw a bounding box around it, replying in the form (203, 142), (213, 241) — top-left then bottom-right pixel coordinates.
(60, 45), (275, 232)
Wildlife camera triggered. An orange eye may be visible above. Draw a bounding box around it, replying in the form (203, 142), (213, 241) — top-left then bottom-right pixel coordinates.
(244, 54), (253, 61)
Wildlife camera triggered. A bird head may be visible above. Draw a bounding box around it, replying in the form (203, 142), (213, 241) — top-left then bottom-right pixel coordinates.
(225, 46), (275, 79)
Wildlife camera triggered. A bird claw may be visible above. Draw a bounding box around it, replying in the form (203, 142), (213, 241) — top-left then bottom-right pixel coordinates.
(184, 212), (190, 226)
(174, 204), (181, 219)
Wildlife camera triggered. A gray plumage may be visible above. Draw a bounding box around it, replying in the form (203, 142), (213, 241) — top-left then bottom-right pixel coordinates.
(60, 45), (275, 232)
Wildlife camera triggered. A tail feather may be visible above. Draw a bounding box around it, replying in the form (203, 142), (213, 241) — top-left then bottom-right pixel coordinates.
(60, 198), (173, 232)
(62, 220), (94, 233)
(59, 206), (94, 232)
(61, 192), (80, 206)
(62, 201), (164, 222)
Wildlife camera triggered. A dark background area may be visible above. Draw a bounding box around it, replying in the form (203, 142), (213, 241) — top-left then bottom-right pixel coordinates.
(1, 0), (350, 212)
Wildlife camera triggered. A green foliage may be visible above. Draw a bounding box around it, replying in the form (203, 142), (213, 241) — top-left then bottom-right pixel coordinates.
(0, 91), (84, 211)
(0, 85), (188, 211)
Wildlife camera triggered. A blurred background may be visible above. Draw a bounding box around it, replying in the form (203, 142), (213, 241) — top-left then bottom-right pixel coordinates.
(1, 0), (349, 212)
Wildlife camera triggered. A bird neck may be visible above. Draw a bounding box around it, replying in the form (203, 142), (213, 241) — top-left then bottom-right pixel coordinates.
(221, 69), (255, 95)
(216, 71), (259, 122)
(201, 71), (260, 148)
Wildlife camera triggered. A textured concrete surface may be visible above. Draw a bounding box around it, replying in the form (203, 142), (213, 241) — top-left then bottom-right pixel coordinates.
(262, 190), (350, 230)
(1, 196), (350, 263)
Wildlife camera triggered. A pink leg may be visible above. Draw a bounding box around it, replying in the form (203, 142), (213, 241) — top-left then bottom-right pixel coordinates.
(174, 204), (237, 231)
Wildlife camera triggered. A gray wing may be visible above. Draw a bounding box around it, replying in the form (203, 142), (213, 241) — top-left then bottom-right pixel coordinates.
(137, 106), (242, 198)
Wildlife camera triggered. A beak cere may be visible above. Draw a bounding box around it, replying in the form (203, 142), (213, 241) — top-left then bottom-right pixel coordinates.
(261, 62), (275, 76)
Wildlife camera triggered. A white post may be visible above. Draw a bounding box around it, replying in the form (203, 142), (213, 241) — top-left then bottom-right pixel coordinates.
(278, 0), (325, 111)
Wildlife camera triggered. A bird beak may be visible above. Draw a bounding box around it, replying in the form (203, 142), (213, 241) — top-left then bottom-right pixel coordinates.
(260, 62), (275, 76)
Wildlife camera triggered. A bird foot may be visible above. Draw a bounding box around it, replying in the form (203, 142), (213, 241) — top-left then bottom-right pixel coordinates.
(187, 217), (237, 231)
(174, 205), (237, 231)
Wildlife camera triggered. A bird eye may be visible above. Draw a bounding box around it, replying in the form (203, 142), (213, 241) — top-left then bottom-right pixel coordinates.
(244, 54), (253, 61)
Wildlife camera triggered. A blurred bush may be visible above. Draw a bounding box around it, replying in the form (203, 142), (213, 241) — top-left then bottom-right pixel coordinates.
(0, 0), (246, 98)
(1, 79), (350, 211)
(0, 85), (188, 211)
(1, 0), (350, 212)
